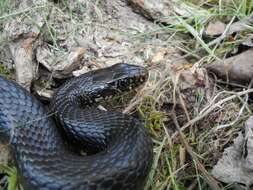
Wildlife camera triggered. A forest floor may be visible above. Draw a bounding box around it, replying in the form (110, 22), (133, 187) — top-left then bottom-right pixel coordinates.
(1, 0), (253, 190)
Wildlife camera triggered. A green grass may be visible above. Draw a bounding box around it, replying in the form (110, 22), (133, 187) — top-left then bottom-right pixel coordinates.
(0, 165), (17, 190)
(137, 0), (253, 189)
(0, 0), (10, 16)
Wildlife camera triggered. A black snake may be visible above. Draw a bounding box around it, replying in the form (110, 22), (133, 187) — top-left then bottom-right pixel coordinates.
(0, 63), (153, 190)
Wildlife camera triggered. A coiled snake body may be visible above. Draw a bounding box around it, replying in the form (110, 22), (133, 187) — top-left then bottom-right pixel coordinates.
(0, 63), (153, 190)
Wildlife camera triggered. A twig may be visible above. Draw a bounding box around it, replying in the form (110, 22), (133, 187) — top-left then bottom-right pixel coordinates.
(172, 88), (253, 140)
(171, 71), (191, 122)
(216, 78), (253, 130)
(171, 112), (222, 190)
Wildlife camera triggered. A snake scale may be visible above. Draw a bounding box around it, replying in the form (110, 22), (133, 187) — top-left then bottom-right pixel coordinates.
(0, 63), (153, 190)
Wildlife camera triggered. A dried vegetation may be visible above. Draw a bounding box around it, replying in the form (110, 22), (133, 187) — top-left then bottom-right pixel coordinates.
(1, 0), (253, 189)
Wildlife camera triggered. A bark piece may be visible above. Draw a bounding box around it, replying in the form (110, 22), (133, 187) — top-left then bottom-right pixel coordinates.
(36, 45), (86, 79)
(128, 0), (172, 21)
(9, 35), (38, 90)
(128, 0), (209, 24)
(3, 0), (50, 90)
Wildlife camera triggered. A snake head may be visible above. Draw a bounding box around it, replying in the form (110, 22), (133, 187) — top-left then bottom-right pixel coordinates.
(92, 63), (148, 95)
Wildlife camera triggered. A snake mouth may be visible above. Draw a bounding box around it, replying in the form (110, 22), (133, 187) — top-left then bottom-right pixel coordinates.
(109, 64), (149, 91)
(90, 63), (149, 103)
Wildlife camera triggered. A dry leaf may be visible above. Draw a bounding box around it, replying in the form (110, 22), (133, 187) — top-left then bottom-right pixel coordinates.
(212, 116), (253, 188)
(151, 49), (168, 64)
(206, 21), (226, 36)
(206, 49), (253, 84)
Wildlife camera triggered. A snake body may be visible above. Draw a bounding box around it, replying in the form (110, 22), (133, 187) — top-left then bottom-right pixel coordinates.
(0, 63), (153, 190)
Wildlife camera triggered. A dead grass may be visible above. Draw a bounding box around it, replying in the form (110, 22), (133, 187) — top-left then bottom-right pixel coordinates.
(125, 1), (253, 189)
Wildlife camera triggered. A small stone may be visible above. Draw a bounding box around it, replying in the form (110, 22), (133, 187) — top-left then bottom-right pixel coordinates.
(206, 21), (226, 36)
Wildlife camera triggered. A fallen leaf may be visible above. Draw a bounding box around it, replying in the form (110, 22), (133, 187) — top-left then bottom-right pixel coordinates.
(206, 49), (253, 84)
(228, 13), (253, 35)
(212, 116), (253, 188)
(206, 21), (226, 36)
(241, 34), (253, 47)
(151, 49), (168, 64)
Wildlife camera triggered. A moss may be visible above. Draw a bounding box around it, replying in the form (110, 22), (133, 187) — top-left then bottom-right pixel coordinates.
(0, 64), (11, 79)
